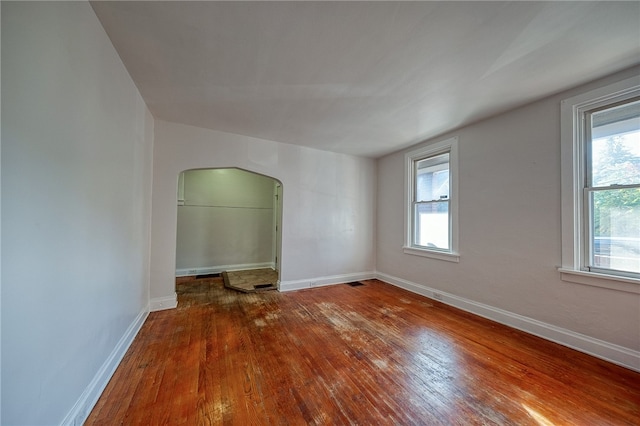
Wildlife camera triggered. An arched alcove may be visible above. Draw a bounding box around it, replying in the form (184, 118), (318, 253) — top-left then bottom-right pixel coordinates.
(175, 167), (283, 287)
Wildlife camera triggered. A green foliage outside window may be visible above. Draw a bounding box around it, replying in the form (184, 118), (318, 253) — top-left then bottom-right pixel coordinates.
(592, 136), (640, 237)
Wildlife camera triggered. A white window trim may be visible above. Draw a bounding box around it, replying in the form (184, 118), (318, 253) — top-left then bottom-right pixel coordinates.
(560, 76), (640, 292)
(404, 136), (459, 263)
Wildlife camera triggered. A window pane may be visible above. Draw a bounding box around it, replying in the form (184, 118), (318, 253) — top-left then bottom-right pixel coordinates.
(590, 100), (640, 187)
(416, 153), (449, 201)
(589, 188), (640, 274)
(414, 202), (449, 250)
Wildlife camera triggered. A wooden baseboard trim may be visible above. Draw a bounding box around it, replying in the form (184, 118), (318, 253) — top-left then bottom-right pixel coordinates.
(176, 262), (275, 277)
(279, 271), (376, 292)
(376, 272), (640, 373)
(61, 307), (149, 425)
(150, 293), (177, 311)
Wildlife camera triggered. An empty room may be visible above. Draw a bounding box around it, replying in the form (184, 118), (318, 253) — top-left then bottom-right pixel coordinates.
(2, 1), (639, 425)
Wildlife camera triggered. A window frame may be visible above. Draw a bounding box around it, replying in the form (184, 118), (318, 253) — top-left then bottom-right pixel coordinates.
(404, 136), (459, 262)
(559, 76), (640, 293)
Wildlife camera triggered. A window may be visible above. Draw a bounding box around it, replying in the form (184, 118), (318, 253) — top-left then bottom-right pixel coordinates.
(560, 76), (640, 290)
(404, 137), (459, 262)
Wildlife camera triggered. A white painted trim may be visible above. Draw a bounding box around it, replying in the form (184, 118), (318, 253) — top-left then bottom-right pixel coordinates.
(60, 307), (149, 426)
(279, 271), (376, 292)
(404, 136), (459, 260)
(560, 75), (640, 282)
(175, 262), (275, 277)
(150, 293), (178, 311)
(403, 246), (460, 263)
(559, 268), (640, 294)
(376, 272), (640, 373)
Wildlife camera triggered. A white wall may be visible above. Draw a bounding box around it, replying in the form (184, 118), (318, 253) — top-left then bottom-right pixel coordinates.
(1, 2), (153, 424)
(377, 66), (640, 369)
(0, 3), (3, 420)
(151, 120), (376, 303)
(176, 169), (276, 274)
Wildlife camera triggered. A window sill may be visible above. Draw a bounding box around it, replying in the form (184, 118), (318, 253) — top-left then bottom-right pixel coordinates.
(403, 246), (460, 263)
(558, 268), (640, 294)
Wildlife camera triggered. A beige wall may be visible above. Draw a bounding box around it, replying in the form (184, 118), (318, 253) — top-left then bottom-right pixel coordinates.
(2, 2), (154, 424)
(2, 4), (638, 424)
(176, 169), (277, 274)
(151, 120), (376, 302)
(377, 66), (640, 369)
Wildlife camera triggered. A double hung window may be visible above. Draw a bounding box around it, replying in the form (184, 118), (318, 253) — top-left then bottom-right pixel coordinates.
(584, 99), (640, 277)
(405, 137), (459, 262)
(561, 77), (640, 287)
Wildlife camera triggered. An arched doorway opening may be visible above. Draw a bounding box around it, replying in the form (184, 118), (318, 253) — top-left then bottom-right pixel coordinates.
(175, 167), (282, 291)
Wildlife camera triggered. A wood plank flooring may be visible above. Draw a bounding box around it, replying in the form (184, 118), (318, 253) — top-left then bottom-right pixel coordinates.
(86, 278), (640, 425)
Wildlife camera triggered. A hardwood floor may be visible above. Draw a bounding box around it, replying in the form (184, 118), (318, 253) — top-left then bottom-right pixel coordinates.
(86, 278), (640, 425)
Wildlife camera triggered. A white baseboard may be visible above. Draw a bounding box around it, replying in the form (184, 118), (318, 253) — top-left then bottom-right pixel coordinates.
(176, 262), (274, 277)
(376, 272), (640, 373)
(279, 271), (375, 292)
(61, 307), (149, 426)
(150, 293), (177, 311)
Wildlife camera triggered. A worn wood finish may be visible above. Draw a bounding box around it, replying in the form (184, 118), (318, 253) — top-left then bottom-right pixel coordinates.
(87, 278), (640, 425)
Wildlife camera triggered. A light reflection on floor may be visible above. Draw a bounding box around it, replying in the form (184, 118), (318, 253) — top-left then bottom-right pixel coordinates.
(412, 329), (461, 420)
(523, 404), (555, 426)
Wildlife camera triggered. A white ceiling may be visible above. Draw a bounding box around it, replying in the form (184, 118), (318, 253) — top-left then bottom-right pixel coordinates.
(91, 1), (640, 158)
